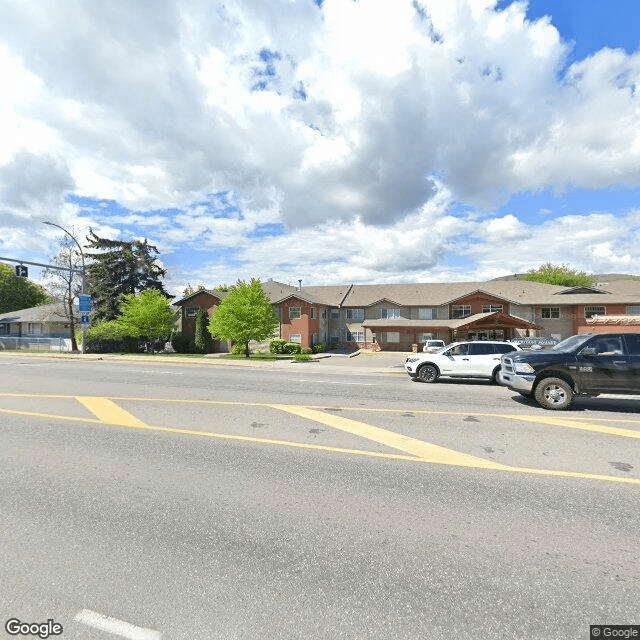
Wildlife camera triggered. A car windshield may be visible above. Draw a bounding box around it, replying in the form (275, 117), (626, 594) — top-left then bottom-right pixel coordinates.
(551, 334), (593, 352)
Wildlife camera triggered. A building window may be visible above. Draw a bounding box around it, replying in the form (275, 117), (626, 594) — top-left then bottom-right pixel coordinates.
(185, 307), (198, 318)
(321, 309), (327, 319)
(380, 308), (400, 319)
(541, 307), (560, 319)
(310, 307), (317, 319)
(383, 331), (400, 343)
(346, 308), (364, 320)
(451, 305), (471, 319)
(482, 304), (503, 313)
(289, 306), (301, 320)
(27, 323), (43, 335)
(584, 306), (605, 318)
(418, 308), (435, 320)
(347, 331), (364, 342)
(274, 307), (282, 319)
(0, 324), (7, 335)
(289, 334), (301, 343)
(331, 309), (340, 319)
(312, 333), (318, 345)
(626, 306), (640, 315)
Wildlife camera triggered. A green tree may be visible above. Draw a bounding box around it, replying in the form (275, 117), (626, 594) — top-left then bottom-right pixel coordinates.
(520, 263), (594, 287)
(42, 236), (83, 351)
(0, 262), (53, 313)
(194, 308), (214, 353)
(208, 279), (280, 357)
(85, 230), (169, 322)
(116, 289), (175, 352)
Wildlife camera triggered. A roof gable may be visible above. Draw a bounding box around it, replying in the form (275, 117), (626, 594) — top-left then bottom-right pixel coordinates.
(555, 286), (609, 295)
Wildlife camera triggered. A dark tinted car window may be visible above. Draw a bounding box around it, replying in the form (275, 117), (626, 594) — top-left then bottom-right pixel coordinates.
(590, 336), (624, 355)
(623, 334), (640, 355)
(469, 343), (495, 355)
(494, 343), (517, 354)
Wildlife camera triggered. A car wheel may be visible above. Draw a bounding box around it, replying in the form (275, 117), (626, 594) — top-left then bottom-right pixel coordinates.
(417, 364), (439, 383)
(534, 377), (573, 410)
(491, 366), (501, 384)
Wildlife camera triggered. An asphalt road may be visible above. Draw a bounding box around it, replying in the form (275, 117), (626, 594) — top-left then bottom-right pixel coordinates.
(1, 353), (639, 640)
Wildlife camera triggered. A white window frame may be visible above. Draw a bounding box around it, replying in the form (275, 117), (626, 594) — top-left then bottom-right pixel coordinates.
(451, 305), (471, 319)
(185, 306), (199, 318)
(27, 323), (43, 335)
(541, 307), (560, 319)
(289, 334), (301, 343)
(482, 304), (503, 313)
(310, 307), (317, 319)
(418, 308), (435, 320)
(346, 331), (364, 342)
(626, 306), (640, 315)
(289, 306), (301, 320)
(346, 308), (364, 320)
(384, 331), (400, 343)
(331, 309), (340, 319)
(380, 308), (400, 319)
(584, 306), (605, 318)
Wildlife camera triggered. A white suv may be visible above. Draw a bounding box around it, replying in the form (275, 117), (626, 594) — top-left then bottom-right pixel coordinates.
(422, 339), (446, 352)
(405, 340), (521, 383)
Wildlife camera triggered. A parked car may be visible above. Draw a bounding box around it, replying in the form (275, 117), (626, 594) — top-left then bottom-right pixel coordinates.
(422, 339), (446, 353)
(405, 341), (521, 383)
(499, 332), (640, 410)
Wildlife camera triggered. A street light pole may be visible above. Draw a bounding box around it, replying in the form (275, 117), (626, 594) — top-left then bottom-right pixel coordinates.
(43, 220), (87, 354)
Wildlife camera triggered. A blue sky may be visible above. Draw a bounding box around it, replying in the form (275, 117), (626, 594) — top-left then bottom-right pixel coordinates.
(0, 0), (639, 297)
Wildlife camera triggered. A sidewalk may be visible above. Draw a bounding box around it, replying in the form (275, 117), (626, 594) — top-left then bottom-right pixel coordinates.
(0, 349), (410, 375)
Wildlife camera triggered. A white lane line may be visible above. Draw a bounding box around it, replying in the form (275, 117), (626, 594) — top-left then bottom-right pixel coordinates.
(294, 378), (376, 385)
(122, 369), (184, 375)
(74, 609), (161, 640)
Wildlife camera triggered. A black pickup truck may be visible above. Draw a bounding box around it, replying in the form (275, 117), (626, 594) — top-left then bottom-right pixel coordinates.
(499, 333), (640, 409)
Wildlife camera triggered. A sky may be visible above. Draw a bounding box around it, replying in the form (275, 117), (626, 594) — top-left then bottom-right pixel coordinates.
(1, 0), (639, 298)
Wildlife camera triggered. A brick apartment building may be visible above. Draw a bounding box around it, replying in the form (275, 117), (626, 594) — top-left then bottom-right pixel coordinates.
(173, 278), (640, 352)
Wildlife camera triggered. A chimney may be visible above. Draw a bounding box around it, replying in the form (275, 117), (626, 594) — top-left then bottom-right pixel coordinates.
(298, 279), (302, 291)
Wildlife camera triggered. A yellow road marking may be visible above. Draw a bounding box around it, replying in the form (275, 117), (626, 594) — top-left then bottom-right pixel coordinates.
(0, 406), (421, 462)
(76, 396), (147, 427)
(271, 404), (510, 470)
(1, 393), (640, 485)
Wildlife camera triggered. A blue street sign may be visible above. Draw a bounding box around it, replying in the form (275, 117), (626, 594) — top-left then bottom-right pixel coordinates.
(81, 315), (90, 324)
(79, 294), (92, 312)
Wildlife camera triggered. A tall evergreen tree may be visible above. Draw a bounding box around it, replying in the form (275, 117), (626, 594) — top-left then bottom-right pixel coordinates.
(85, 230), (169, 321)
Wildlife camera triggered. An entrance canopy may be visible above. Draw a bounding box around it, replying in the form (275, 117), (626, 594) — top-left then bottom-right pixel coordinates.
(363, 312), (542, 343)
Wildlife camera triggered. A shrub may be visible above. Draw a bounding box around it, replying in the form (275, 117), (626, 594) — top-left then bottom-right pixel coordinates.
(170, 331), (192, 354)
(293, 353), (312, 362)
(269, 338), (287, 354)
(283, 342), (302, 354)
(312, 342), (326, 353)
(230, 341), (248, 355)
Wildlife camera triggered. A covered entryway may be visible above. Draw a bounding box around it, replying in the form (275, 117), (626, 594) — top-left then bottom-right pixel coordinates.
(363, 312), (542, 351)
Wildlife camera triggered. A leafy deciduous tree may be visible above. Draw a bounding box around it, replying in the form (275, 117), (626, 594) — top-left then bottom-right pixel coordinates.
(520, 263), (594, 287)
(0, 262), (53, 314)
(116, 289), (175, 352)
(208, 279), (280, 357)
(42, 236), (83, 351)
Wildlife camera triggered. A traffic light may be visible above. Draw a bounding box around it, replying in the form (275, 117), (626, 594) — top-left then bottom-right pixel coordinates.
(15, 265), (28, 278)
